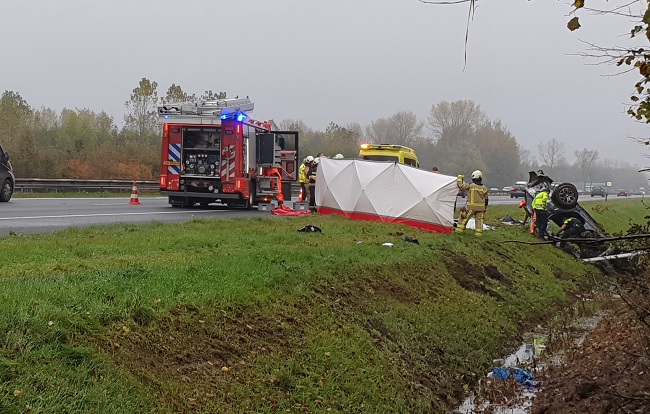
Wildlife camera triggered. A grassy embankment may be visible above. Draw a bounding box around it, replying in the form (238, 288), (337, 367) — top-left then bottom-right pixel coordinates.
(0, 198), (645, 413)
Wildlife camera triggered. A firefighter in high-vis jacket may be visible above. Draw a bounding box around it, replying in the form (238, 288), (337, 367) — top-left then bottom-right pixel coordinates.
(308, 157), (320, 207)
(557, 216), (585, 248)
(532, 188), (550, 240)
(456, 170), (489, 236)
(299, 156), (314, 202)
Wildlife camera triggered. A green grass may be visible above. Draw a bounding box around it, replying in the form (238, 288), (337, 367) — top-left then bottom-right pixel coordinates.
(0, 200), (643, 413)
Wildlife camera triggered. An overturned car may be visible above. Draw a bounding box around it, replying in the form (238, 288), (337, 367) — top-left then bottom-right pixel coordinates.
(519, 171), (650, 275)
(523, 170), (606, 239)
(521, 171), (627, 269)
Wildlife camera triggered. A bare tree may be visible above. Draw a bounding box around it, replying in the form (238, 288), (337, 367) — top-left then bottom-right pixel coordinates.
(537, 138), (567, 170)
(365, 117), (391, 144)
(574, 148), (599, 191)
(518, 144), (534, 171)
(364, 111), (423, 146)
(390, 111), (424, 147)
(427, 100), (485, 144)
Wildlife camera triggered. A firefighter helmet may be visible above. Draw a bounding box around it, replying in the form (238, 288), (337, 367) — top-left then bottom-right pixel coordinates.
(305, 156), (314, 163)
(313, 157), (320, 165)
(333, 153), (344, 159)
(471, 170), (482, 180)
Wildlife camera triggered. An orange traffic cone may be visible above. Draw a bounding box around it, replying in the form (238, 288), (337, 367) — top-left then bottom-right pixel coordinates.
(129, 181), (140, 205)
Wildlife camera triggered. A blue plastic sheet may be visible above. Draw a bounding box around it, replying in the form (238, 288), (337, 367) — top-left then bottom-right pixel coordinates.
(491, 367), (539, 388)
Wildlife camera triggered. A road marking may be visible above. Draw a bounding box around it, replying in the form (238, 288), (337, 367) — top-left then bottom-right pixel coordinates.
(0, 210), (223, 221)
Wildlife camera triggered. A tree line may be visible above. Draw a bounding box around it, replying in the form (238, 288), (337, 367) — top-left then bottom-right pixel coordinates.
(0, 78), (644, 190)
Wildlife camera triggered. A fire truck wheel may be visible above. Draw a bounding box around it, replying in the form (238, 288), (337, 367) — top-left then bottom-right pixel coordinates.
(246, 184), (256, 210)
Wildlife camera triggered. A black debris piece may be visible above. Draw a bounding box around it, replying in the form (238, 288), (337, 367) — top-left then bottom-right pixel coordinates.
(298, 224), (322, 233)
(403, 236), (420, 245)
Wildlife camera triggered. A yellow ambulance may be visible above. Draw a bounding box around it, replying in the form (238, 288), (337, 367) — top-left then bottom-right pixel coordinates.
(358, 144), (419, 167)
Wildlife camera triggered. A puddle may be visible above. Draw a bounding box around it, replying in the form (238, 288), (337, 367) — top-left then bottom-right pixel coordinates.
(451, 314), (604, 414)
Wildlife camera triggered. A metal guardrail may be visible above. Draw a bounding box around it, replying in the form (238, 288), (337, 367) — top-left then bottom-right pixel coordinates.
(13, 179), (524, 196)
(15, 179), (159, 193)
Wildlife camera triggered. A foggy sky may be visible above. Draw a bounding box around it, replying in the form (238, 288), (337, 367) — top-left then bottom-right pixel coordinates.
(2, 0), (648, 167)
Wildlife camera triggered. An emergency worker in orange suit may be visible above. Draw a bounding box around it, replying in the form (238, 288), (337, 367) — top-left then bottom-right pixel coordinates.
(268, 167), (284, 204)
(455, 170), (489, 236)
(518, 199), (532, 228)
(299, 156), (314, 202)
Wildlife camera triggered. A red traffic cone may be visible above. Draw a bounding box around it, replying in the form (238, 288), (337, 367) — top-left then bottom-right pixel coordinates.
(129, 181), (140, 205)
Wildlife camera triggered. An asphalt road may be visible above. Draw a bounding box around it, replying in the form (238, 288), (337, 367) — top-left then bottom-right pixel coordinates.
(0, 194), (642, 236)
(0, 197), (270, 236)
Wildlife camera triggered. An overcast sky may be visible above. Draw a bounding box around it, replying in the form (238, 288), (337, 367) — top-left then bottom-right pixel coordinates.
(2, 0), (649, 167)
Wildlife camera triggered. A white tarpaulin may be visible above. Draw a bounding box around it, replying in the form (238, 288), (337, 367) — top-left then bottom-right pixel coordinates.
(315, 158), (458, 233)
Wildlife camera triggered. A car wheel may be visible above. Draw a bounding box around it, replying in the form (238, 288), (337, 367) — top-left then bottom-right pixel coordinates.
(551, 183), (579, 209)
(0, 179), (13, 202)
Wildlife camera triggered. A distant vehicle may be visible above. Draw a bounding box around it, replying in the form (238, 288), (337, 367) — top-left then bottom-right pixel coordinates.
(631, 188), (645, 195)
(358, 143), (419, 167)
(490, 187), (499, 191)
(510, 181), (527, 198)
(590, 186), (606, 197)
(502, 186), (511, 191)
(617, 189), (629, 197)
(0, 144), (14, 202)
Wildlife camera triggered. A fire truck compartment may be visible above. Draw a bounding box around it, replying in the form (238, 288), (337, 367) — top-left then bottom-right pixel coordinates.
(182, 127), (220, 177)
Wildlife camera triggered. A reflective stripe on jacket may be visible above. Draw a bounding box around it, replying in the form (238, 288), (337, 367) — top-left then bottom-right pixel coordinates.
(458, 179), (488, 212)
(563, 217), (583, 228)
(532, 191), (549, 210)
(299, 163), (308, 183)
(467, 184), (488, 211)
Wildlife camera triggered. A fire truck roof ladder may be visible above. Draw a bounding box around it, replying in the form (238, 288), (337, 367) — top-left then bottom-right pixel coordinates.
(157, 97), (254, 121)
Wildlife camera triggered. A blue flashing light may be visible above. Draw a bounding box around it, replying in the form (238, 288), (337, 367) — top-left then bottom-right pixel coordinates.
(220, 114), (228, 120)
(164, 114), (170, 119)
(236, 113), (247, 122)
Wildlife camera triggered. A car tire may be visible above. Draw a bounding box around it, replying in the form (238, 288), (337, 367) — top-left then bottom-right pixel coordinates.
(551, 183), (579, 209)
(0, 179), (13, 202)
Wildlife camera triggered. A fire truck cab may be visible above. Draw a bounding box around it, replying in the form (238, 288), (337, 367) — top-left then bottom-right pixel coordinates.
(157, 97), (298, 208)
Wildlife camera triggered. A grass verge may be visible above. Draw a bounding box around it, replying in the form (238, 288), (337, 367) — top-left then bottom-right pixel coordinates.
(0, 199), (643, 413)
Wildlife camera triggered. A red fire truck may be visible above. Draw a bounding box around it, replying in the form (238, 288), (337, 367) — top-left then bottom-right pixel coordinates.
(157, 97), (299, 208)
